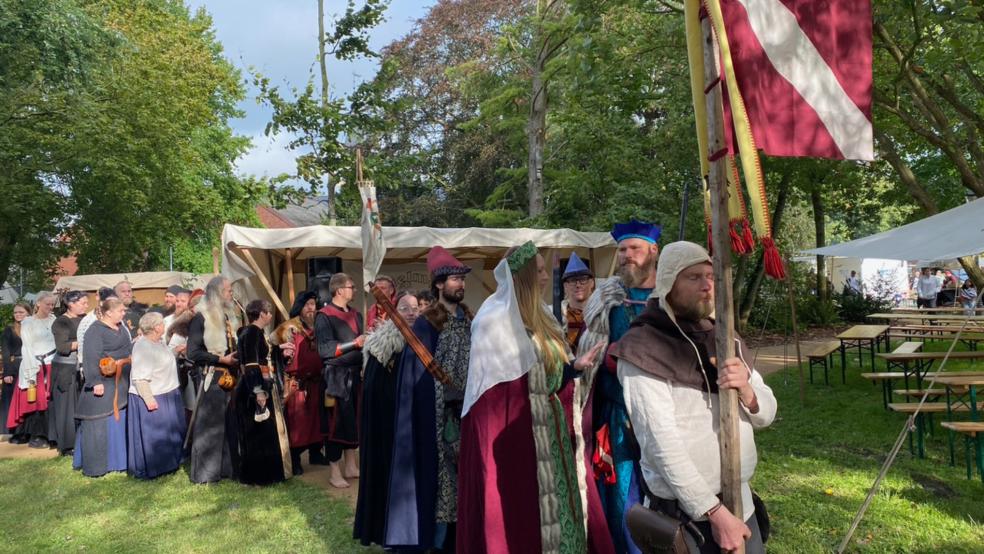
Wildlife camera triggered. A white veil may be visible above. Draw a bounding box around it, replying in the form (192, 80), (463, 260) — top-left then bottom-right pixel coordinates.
(462, 258), (537, 417)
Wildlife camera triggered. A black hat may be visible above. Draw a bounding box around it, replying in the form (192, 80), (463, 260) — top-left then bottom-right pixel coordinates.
(166, 285), (183, 295)
(289, 290), (318, 319)
(98, 287), (117, 301)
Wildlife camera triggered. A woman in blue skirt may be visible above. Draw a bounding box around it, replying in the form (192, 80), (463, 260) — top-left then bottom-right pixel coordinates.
(75, 297), (131, 477)
(128, 312), (187, 479)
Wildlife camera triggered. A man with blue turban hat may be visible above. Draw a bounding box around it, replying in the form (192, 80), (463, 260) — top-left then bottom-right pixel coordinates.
(577, 219), (661, 553)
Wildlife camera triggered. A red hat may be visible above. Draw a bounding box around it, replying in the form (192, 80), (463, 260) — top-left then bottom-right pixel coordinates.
(426, 246), (471, 279)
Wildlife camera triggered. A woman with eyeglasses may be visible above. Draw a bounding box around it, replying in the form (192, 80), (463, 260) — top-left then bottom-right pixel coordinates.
(7, 292), (57, 449)
(48, 290), (88, 455)
(354, 291), (419, 546)
(2, 302), (31, 442)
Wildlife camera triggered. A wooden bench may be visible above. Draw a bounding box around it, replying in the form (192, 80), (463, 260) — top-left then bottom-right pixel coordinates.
(888, 330), (984, 350)
(863, 368), (984, 410)
(892, 389), (945, 399)
(877, 350), (984, 392)
(888, 402), (984, 459)
(807, 340), (841, 385)
(940, 422), (984, 481)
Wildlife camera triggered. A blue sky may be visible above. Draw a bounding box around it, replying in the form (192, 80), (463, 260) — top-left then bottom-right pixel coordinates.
(185, 1), (434, 183)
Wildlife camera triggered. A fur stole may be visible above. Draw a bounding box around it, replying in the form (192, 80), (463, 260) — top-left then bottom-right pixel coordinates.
(575, 276), (625, 401)
(422, 301), (473, 332)
(364, 319), (406, 365)
(273, 317), (306, 345)
(165, 311), (193, 343)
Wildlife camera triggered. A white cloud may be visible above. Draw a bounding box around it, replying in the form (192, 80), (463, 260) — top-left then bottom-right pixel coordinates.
(235, 131), (305, 181)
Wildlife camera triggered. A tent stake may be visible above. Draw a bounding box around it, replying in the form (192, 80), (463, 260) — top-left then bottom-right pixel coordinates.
(785, 265), (806, 407)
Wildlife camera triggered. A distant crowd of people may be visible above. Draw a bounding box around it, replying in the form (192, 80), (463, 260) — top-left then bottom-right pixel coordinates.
(912, 267), (978, 314)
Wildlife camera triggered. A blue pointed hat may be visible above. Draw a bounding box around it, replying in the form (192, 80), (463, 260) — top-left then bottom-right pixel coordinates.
(611, 219), (662, 244)
(562, 252), (592, 281)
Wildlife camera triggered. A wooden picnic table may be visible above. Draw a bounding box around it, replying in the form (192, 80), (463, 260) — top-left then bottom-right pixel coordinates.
(876, 350), (984, 395)
(892, 306), (984, 314)
(868, 313), (984, 324)
(837, 325), (890, 371)
(932, 374), (984, 481)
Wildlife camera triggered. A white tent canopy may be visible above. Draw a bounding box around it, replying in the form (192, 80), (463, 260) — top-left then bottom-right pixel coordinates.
(54, 271), (207, 292)
(220, 223), (618, 317)
(801, 197), (984, 261)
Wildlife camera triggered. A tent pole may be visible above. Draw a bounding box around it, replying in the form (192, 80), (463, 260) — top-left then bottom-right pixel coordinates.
(286, 248), (296, 303)
(785, 263), (806, 407)
(237, 247), (290, 320)
(212, 247), (220, 276)
(701, 14), (744, 539)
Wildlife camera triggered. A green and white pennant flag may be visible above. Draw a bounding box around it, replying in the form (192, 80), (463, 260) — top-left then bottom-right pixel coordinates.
(359, 180), (386, 291)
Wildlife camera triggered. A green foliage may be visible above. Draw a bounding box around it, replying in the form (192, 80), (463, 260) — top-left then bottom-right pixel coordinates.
(0, 0), (272, 284)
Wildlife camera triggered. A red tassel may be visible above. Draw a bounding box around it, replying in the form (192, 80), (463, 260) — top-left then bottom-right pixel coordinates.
(707, 228), (714, 256)
(762, 236), (786, 280)
(741, 219), (756, 253)
(730, 222), (747, 254)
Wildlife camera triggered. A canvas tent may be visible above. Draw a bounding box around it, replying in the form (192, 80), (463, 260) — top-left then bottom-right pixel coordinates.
(220, 224), (618, 318)
(53, 271), (209, 306)
(801, 197), (984, 261)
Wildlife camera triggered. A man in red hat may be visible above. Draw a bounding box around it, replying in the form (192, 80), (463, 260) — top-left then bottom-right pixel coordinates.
(384, 246), (473, 552)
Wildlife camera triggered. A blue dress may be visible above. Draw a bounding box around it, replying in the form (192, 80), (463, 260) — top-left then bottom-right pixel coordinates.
(596, 287), (651, 554)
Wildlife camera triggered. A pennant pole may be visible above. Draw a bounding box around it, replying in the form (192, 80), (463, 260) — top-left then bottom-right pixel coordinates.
(697, 9), (744, 550)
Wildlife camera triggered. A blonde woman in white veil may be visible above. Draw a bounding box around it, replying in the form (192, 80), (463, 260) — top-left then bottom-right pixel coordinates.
(457, 241), (614, 554)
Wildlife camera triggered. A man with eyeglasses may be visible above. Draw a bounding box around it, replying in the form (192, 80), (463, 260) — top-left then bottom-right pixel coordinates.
(314, 273), (365, 488)
(561, 252), (596, 352)
(386, 246), (473, 552)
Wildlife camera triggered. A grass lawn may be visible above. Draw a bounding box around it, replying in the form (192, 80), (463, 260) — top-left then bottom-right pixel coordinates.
(754, 339), (984, 552)
(2, 339), (983, 552)
(0, 457), (367, 552)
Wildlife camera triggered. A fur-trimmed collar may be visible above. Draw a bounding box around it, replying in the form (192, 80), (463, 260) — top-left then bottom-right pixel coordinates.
(365, 319), (406, 363)
(582, 276), (626, 332)
(422, 301), (473, 332)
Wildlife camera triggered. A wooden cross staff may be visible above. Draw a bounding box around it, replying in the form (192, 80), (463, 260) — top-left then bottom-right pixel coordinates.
(699, 13), (744, 548)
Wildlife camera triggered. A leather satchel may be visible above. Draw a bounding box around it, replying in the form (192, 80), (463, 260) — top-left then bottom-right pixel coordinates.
(625, 503), (690, 554)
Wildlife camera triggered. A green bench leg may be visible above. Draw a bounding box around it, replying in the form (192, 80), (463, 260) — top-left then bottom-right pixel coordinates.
(965, 435), (973, 480)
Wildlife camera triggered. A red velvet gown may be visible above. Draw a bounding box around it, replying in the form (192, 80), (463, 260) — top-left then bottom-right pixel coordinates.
(457, 372), (614, 553)
(284, 326), (324, 448)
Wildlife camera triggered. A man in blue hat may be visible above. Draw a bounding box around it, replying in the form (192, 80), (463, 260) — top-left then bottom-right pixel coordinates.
(578, 219), (661, 554)
(562, 252), (595, 352)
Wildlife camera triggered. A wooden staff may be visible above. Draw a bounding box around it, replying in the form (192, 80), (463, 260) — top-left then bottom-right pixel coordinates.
(369, 285), (451, 386)
(701, 13), (744, 543)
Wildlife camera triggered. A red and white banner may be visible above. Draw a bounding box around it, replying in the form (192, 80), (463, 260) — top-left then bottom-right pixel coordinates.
(720, 0), (873, 160)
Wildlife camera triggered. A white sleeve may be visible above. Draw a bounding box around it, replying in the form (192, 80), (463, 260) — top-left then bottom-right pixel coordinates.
(619, 359), (719, 520)
(130, 340), (153, 382)
(742, 369), (777, 428)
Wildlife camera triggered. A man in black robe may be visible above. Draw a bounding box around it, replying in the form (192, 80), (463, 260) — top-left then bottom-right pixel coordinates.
(115, 281), (148, 336)
(186, 276), (240, 484)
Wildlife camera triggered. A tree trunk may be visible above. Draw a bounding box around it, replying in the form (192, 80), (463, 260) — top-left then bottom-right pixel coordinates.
(737, 173), (791, 328)
(318, 0), (337, 226)
(527, 1), (549, 218)
(811, 187), (828, 302)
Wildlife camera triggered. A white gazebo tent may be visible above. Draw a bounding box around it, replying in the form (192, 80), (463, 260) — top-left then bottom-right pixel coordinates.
(220, 224), (618, 319)
(802, 197), (984, 261)
(53, 271), (209, 307)
(801, 197), (984, 297)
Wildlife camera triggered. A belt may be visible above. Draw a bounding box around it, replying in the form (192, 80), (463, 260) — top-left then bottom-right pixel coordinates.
(52, 354), (78, 365)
